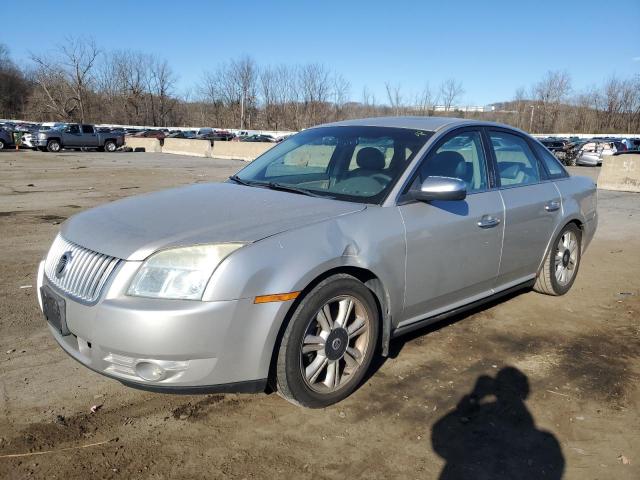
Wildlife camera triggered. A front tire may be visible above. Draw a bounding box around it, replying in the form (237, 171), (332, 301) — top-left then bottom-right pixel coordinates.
(534, 223), (581, 296)
(46, 139), (61, 152)
(275, 274), (379, 408)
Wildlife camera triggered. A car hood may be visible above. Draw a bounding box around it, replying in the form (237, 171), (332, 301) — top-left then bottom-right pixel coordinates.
(61, 182), (365, 261)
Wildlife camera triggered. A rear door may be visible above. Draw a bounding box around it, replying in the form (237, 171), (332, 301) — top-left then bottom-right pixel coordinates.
(487, 129), (562, 288)
(79, 125), (97, 147)
(398, 128), (504, 325)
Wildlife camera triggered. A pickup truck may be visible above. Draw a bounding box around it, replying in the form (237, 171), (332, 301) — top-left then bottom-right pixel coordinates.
(33, 124), (124, 152)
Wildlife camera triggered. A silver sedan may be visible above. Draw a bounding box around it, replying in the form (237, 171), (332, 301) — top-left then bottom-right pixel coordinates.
(37, 117), (598, 407)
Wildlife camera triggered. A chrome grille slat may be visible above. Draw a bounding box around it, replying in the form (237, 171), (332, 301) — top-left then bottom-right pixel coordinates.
(83, 255), (106, 299)
(89, 255), (109, 295)
(72, 250), (93, 293)
(79, 253), (101, 298)
(44, 234), (122, 303)
(66, 247), (87, 292)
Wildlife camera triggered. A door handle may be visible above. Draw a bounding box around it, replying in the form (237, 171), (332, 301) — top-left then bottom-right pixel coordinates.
(545, 200), (561, 212)
(477, 215), (501, 228)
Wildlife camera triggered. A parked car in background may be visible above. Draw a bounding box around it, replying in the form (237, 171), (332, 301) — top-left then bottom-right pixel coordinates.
(167, 130), (197, 139)
(38, 117), (597, 407)
(241, 134), (276, 142)
(0, 127), (15, 150)
(33, 124), (124, 152)
(134, 130), (166, 139)
(195, 130), (235, 142)
(576, 140), (618, 166)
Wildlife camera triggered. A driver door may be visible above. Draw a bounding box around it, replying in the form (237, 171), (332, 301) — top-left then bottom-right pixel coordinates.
(397, 128), (504, 327)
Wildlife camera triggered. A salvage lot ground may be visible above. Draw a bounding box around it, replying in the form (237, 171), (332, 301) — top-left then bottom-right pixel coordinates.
(0, 150), (638, 479)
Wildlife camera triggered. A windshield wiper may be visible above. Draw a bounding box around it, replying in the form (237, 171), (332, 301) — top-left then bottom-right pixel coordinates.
(228, 175), (252, 186)
(229, 176), (328, 198)
(264, 182), (325, 198)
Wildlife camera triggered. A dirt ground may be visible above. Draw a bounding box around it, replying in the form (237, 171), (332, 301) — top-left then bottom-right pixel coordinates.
(0, 150), (638, 480)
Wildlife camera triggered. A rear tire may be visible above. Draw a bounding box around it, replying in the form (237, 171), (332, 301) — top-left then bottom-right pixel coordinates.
(275, 274), (379, 408)
(0, 139), (5, 150)
(534, 223), (581, 296)
(46, 139), (61, 152)
(104, 140), (117, 152)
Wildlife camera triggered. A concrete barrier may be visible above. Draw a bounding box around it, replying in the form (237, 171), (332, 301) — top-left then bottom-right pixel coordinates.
(598, 154), (640, 193)
(212, 142), (275, 161)
(124, 136), (162, 152)
(162, 138), (212, 157)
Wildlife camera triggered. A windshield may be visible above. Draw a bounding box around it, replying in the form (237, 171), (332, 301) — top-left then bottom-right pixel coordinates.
(234, 126), (432, 203)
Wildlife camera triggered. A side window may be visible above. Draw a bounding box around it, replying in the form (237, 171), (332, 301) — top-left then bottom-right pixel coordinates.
(489, 131), (543, 187)
(68, 124), (80, 134)
(532, 142), (567, 178)
(81, 125), (94, 134)
(416, 130), (488, 193)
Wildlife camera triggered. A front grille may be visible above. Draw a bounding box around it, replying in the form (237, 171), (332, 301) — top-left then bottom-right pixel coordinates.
(44, 234), (122, 303)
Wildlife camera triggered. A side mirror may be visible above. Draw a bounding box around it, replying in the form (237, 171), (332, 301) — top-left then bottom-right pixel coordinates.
(410, 176), (467, 202)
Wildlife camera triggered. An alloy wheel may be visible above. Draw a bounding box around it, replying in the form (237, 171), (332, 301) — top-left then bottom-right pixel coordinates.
(300, 295), (371, 393)
(554, 230), (578, 286)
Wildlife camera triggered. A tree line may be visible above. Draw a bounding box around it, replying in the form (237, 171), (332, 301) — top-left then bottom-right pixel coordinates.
(1, 37), (639, 134)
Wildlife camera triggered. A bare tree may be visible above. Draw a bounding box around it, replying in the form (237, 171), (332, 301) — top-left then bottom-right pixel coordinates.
(0, 44), (31, 118)
(385, 82), (403, 115)
(439, 78), (464, 112)
(533, 70), (571, 132)
(148, 57), (177, 126)
(332, 73), (351, 120)
(416, 83), (436, 115)
(299, 63), (331, 127)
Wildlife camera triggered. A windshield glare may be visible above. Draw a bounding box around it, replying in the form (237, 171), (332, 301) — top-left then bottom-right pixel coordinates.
(235, 126), (432, 203)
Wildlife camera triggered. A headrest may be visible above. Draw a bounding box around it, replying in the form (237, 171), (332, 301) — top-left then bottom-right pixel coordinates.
(426, 151), (466, 178)
(356, 147), (385, 171)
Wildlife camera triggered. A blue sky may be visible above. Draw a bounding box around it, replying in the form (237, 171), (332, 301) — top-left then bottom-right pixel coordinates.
(2, 0), (638, 105)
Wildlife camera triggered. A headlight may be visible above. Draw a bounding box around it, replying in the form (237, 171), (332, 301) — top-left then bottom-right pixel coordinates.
(38, 133), (47, 138)
(127, 244), (244, 300)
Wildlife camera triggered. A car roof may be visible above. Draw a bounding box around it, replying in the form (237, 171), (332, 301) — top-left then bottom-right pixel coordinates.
(316, 116), (524, 133)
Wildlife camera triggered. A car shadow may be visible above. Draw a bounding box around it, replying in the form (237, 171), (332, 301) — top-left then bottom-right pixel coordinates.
(431, 367), (564, 479)
(364, 287), (529, 383)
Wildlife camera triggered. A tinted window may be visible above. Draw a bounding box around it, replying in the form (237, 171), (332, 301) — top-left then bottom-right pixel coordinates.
(489, 131), (543, 186)
(81, 125), (94, 134)
(236, 126), (432, 204)
(415, 130), (488, 193)
(67, 124), (80, 134)
(532, 142), (567, 178)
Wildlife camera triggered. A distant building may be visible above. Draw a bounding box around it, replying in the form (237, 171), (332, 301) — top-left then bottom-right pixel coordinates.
(432, 105), (495, 113)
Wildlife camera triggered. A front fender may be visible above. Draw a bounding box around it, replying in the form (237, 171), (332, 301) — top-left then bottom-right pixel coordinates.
(203, 205), (407, 355)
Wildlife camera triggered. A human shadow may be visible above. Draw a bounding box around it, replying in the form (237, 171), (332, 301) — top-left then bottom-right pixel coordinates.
(431, 367), (564, 480)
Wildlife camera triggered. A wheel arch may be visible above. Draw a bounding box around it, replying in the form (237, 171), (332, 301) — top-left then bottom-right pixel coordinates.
(536, 216), (585, 274)
(267, 265), (393, 390)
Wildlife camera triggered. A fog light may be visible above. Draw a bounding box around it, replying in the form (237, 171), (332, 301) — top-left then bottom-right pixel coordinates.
(135, 361), (165, 381)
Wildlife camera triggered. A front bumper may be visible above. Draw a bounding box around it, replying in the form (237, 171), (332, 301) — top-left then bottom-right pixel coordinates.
(37, 260), (285, 392)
